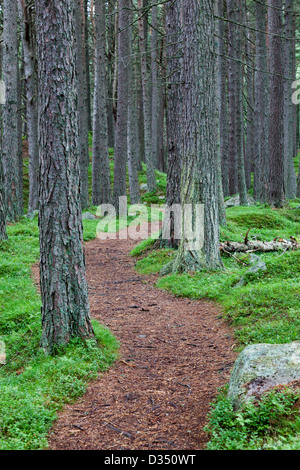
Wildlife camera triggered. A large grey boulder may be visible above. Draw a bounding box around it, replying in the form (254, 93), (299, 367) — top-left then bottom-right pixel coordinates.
(224, 195), (256, 208)
(228, 342), (300, 409)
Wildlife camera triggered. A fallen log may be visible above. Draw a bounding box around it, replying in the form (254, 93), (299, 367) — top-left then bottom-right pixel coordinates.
(220, 238), (300, 253)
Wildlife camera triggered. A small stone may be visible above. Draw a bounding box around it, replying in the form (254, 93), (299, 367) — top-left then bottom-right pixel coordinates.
(82, 212), (97, 220)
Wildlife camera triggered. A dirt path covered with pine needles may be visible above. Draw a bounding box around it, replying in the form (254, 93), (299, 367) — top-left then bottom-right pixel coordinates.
(48, 233), (236, 450)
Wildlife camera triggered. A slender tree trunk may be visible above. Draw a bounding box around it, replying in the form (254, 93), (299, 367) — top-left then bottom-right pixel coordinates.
(268, 0), (285, 207)
(0, 39), (6, 240)
(84, 0), (92, 133)
(163, 0), (222, 273)
(236, 3), (248, 205)
(18, 0), (39, 213)
(217, 0), (229, 198)
(127, 9), (141, 205)
(0, 150), (7, 241)
(283, 0), (297, 199)
(107, 0), (116, 148)
(92, 0), (112, 206)
(74, 0), (90, 208)
(245, 28), (255, 191)
(151, 2), (158, 169)
(227, 0), (238, 196)
(36, 0), (95, 353)
(2, 0), (20, 222)
(17, 46), (23, 217)
(137, 0), (156, 192)
(254, 0), (269, 202)
(113, 0), (130, 212)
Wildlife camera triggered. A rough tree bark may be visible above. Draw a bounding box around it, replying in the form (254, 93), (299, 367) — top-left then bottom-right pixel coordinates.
(92, 0), (112, 206)
(151, 2), (158, 169)
(227, 0), (238, 196)
(74, 0), (90, 208)
(127, 8), (141, 205)
(162, 0), (222, 273)
(253, 0), (269, 202)
(268, 0), (285, 207)
(217, 0), (229, 198)
(2, 0), (20, 222)
(283, 0), (297, 199)
(245, 28), (255, 191)
(113, 0), (130, 211)
(161, 0), (182, 247)
(137, 0), (156, 192)
(107, 0), (116, 149)
(36, 0), (95, 353)
(18, 0), (39, 213)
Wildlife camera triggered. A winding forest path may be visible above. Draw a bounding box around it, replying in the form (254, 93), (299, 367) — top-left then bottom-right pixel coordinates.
(48, 231), (236, 450)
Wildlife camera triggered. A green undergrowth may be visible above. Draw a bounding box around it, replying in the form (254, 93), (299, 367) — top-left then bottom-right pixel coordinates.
(1, 146), (167, 450)
(204, 385), (300, 450)
(0, 218), (119, 450)
(131, 201), (300, 450)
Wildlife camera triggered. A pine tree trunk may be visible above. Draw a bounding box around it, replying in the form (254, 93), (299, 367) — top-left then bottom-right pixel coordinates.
(127, 9), (141, 205)
(107, 0), (116, 149)
(0, 157), (7, 241)
(236, 3), (248, 206)
(2, 0), (20, 222)
(245, 28), (255, 191)
(268, 0), (285, 207)
(137, 0), (156, 192)
(17, 49), (23, 217)
(162, 0), (182, 247)
(18, 0), (39, 213)
(74, 0), (90, 209)
(36, 0), (95, 353)
(92, 0), (112, 206)
(113, 0), (130, 211)
(227, 0), (238, 196)
(151, 2), (158, 169)
(283, 0), (297, 199)
(163, 0), (222, 273)
(254, 0), (269, 202)
(217, 0), (229, 198)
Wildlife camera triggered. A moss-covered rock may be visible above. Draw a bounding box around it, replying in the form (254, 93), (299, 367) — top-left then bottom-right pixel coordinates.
(228, 342), (300, 409)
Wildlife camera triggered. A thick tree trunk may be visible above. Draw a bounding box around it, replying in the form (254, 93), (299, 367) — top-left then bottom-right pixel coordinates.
(162, 0), (182, 247)
(18, 0), (39, 213)
(163, 0), (222, 273)
(283, 0), (297, 199)
(92, 0), (112, 206)
(36, 0), (95, 353)
(137, 0), (156, 192)
(113, 0), (130, 211)
(2, 0), (20, 222)
(268, 0), (285, 207)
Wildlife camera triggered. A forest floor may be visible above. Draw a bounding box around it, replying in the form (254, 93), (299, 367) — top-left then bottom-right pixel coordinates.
(47, 226), (236, 450)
